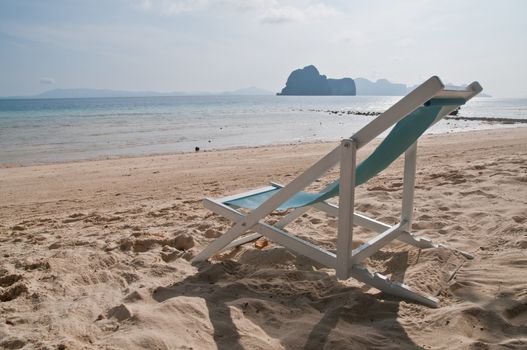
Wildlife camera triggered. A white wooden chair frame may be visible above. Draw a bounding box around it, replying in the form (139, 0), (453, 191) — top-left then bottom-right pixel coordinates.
(192, 76), (482, 307)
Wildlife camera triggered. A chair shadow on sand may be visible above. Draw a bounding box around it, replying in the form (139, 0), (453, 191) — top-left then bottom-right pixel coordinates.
(152, 248), (425, 350)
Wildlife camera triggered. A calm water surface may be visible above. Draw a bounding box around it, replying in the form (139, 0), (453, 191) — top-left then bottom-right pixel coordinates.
(0, 96), (525, 165)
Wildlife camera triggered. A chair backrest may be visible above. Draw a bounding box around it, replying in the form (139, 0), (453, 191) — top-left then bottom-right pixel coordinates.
(313, 98), (467, 203)
(351, 77), (482, 148)
(224, 78), (483, 210)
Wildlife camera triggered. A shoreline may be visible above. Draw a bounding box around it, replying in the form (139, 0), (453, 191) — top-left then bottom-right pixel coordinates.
(2, 125), (526, 169)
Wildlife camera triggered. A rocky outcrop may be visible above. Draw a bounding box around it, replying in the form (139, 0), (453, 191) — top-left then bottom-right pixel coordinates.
(278, 65), (356, 96)
(328, 78), (356, 95)
(354, 78), (408, 96)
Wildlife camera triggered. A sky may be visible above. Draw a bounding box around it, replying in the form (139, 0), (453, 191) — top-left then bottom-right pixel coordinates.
(1, 0), (526, 97)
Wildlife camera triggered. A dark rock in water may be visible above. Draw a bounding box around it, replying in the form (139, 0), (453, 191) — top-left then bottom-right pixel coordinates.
(278, 65), (356, 96)
(194, 146), (200, 152)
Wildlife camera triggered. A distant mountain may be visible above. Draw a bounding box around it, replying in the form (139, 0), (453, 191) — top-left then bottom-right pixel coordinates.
(31, 88), (186, 99)
(2, 86), (274, 99)
(354, 78), (408, 96)
(1, 79), (490, 99)
(276, 70), (491, 97)
(327, 78), (356, 95)
(278, 65), (356, 96)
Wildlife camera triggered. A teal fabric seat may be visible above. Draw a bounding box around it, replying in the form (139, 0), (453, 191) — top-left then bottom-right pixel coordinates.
(225, 98), (465, 210)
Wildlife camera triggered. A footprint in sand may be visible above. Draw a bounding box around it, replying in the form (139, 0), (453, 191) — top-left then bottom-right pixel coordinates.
(0, 273), (28, 302)
(62, 212), (86, 223)
(504, 302), (527, 326)
(147, 211), (166, 218)
(460, 190), (497, 199)
(309, 217), (323, 225)
(0, 273), (23, 287)
(367, 185), (399, 192)
(204, 228), (221, 238)
(11, 225), (26, 231)
(16, 259), (50, 271)
(0, 337), (26, 349)
(120, 232), (194, 253)
(412, 220), (446, 230)
(512, 215), (526, 224)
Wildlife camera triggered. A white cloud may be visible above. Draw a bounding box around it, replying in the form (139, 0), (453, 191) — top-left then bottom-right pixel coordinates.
(395, 37), (417, 48)
(39, 78), (55, 85)
(218, 0), (275, 12)
(164, 0), (209, 14)
(260, 3), (337, 24)
(304, 3), (339, 19)
(260, 6), (304, 24)
(132, 0), (339, 23)
(131, 0), (208, 14)
(337, 30), (371, 47)
(136, 0), (152, 10)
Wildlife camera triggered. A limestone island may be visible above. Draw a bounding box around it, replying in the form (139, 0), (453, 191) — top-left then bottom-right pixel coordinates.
(277, 65), (356, 96)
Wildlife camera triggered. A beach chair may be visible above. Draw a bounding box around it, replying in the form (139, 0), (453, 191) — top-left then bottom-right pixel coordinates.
(192, 76), (482, 307)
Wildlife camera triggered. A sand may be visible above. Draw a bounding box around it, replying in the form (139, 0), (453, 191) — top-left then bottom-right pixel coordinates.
(0, 127), (526, 349)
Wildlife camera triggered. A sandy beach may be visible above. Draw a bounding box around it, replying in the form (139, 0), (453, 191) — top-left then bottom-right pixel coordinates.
(0, 127), (526, 349)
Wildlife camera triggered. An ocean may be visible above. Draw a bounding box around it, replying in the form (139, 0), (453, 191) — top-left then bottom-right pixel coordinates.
(0, 95), (526, 165)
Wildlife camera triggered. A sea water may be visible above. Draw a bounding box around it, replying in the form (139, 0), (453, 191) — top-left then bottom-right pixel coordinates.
(0, 96), (525, 165)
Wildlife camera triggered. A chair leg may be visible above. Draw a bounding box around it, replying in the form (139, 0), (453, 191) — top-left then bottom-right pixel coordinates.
(336, 139), (357, 279)
(350, 264), (440, 308)
(192, 222), (249, 262)
(401, 142), (417, 231)
(398, 142), (474, 260)
(220, 232), (262, 252)
(398, 231), (474, 259)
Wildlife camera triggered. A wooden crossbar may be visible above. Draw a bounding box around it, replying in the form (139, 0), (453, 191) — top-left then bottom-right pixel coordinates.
(204, 198), (336, 267)
(350, 223), (404, 264)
